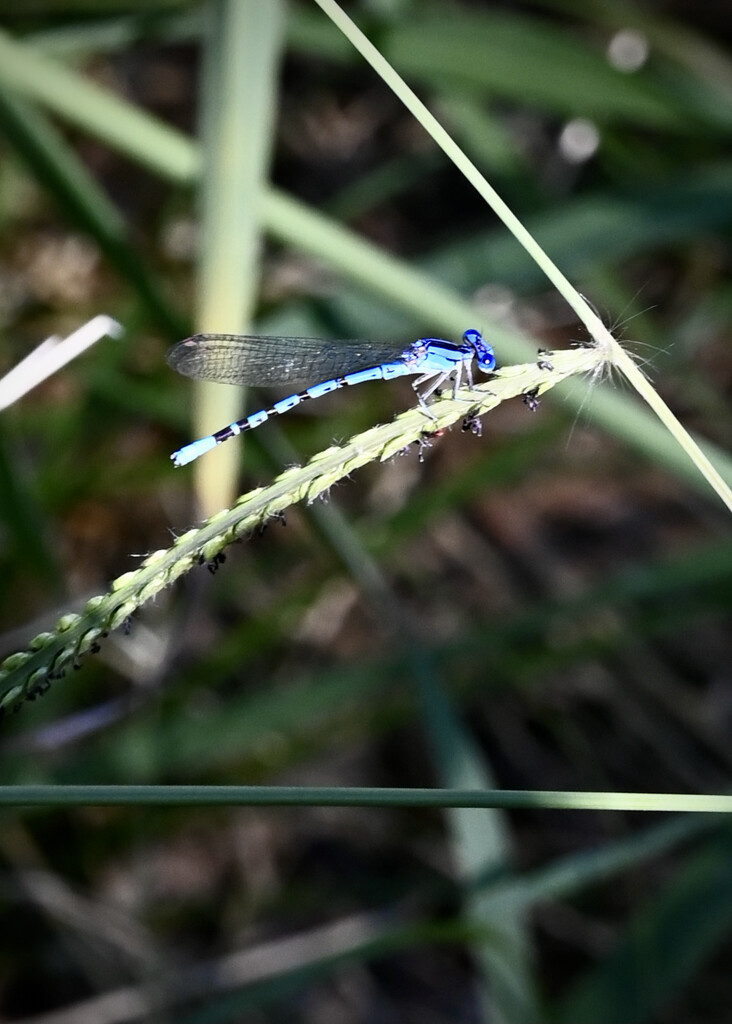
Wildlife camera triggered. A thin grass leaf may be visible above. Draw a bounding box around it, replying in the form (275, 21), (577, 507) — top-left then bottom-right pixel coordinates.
(0, 906), (476, 1024)
(436, 92), (524, 174)
(0, 88), (185, 335)
(0, 23), (198, 182)
(0, 428), (62, 589)
(479, 816), (720, 913)
(557, 831), (732, 1024)
(422, 164), (732, 293)
(384, 9), (681, 126)
(551, 0), (732, 111)
(28, 7), (204, 58)
(418, 673), (541, 1023)
(0, 786), (730, 814)
(312, 0), (732, 512)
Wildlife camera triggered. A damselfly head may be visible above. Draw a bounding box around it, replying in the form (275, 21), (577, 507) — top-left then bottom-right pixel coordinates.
(463, 328), (496, 373)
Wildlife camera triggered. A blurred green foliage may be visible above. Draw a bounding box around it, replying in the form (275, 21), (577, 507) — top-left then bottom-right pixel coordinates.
(0, 1), (730, 1022)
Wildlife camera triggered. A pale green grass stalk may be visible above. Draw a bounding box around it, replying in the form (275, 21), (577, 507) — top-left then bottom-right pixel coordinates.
(0, 786), (728, 813)
(313, 0), (732, 515)
(0, 347), (602, 712)
(193, 0), (284, 513)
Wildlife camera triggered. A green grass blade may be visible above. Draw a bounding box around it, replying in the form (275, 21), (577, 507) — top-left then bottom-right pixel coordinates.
(423, 164), (732, 292)
(0, 427), (62, 589)
(481, 816), (718, 913)
(385, 9), (680, 126)
(0, 87), (184, 334)
(0, 23), (198, 182)
(0, 787), (730, 813)
(191, 0), (284, 513)
(418, 673), (541, 1023)
(558, 832), (732, 1023)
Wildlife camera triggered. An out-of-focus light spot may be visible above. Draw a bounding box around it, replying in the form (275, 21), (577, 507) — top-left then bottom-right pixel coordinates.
(558, 119), (600, 164)
(607, 29), (650, 72)
(161, 217), (197, 261)
(474, 283), (514, 319)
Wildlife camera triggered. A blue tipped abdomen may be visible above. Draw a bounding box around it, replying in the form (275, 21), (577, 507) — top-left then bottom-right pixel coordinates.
(171, 435), (218, 467)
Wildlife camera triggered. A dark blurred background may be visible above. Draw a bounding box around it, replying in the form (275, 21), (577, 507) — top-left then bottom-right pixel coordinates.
(0, 1), (730, 1021)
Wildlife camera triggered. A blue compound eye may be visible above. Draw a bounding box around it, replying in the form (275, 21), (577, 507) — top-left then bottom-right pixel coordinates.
(463, 328), (496, 372)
